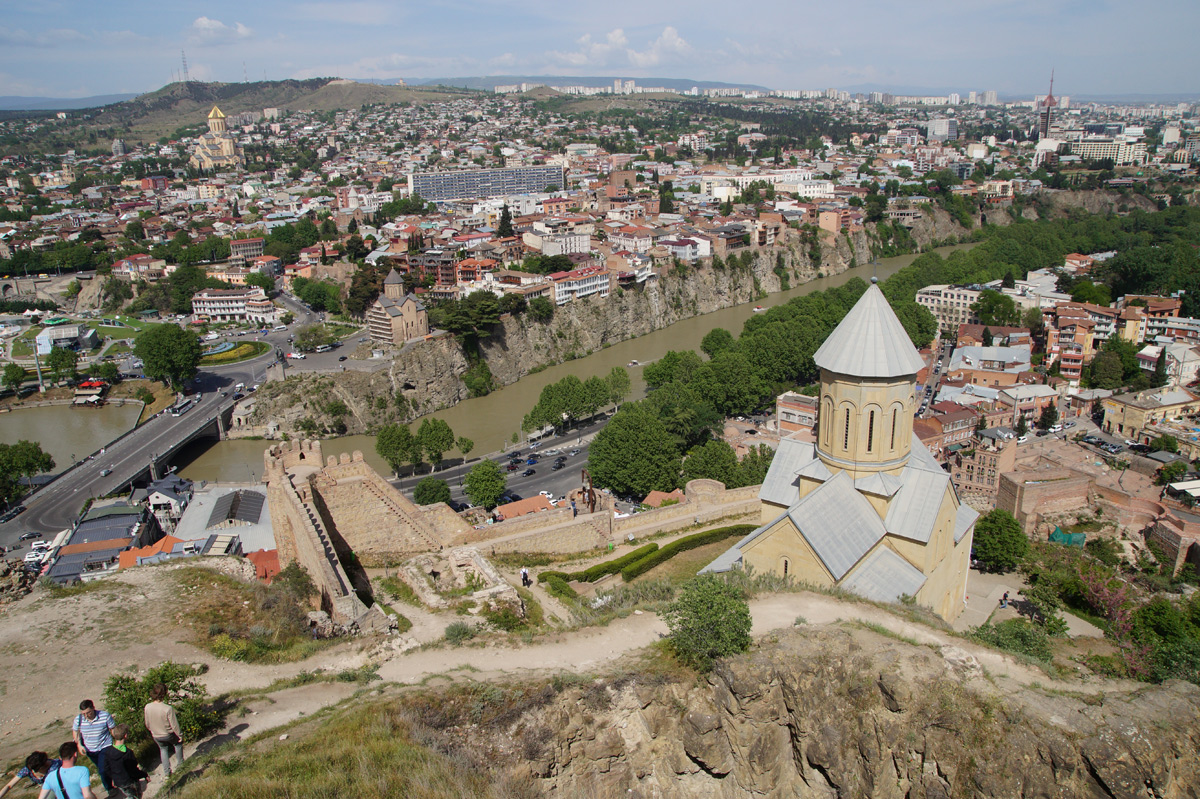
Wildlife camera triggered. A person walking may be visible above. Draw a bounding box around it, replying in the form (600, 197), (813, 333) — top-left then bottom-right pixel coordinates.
(36, 742), (95, 799)
(102, 724), (147, 798)
(143, 684), (184, 777)
(0, 752), (60, 798)
(1000, 591), (1010, 609)
(71, 701), (115, 794)
(520, 567), (530, 588)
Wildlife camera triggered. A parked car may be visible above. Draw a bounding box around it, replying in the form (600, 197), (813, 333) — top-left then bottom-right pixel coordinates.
(18, 531), (41, 541)
(521, 468), (536, 477)
(506, 463), (519, 472)
(551, 462), (564, 471)
(526, 457), (538, 465)
(569, 449), (580, 456)
(529, 441), (541, 449)
(338, 356), (348, 362)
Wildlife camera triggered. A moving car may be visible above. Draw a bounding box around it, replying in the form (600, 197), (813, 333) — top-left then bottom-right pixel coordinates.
(526, 457), (538, 465)
(338, 356), (348, 362)
(18, 532), (41, 541)
(506, 463), (519, 472)
(521, 468), (535, 477)
(551, 462), (564, 471)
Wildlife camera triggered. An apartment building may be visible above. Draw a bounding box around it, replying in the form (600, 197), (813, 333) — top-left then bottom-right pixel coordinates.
(549, 265), (610, 305)
(229, 237), (265, 265)
(997, 384), (1059, 427)
(1135, 342), (1200, 387)
(191, 287), (279, 324)
(775, 391), (819, 433)
(1102, 387), (1200, 442)
(949, 429), (1016, 503)
(408, 165), (566, 203)
(916, 285), (983, 329)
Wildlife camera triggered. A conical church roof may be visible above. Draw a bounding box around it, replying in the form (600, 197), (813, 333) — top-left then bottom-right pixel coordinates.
(813, 282), (925, 378)
(208, 105), (226, 119)
(383, 268), (404, 285)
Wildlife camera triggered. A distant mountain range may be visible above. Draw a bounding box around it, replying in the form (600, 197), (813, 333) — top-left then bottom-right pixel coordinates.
(0, 93), (139, 111)
(353, 75), (771, 93)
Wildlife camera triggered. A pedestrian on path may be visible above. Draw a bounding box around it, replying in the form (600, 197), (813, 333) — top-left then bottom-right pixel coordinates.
(1000, 591), (1009, 609)
(102, 724), (147, 798)
(71, 701), (115, 794)
(520, 567), (530, 588)
(0, 752), (60, 798)
(36, 742), (95, 799)
(143, 684), (184, 778)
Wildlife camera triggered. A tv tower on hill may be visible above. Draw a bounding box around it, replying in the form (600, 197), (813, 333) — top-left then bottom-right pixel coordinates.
(181, 50), (190, 84)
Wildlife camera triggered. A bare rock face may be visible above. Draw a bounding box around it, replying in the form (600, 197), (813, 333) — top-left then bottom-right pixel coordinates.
(0, 559), (38, 606)
(525, 628), (1200, 799)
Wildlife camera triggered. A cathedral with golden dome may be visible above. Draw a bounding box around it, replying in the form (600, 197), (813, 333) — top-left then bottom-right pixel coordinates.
(189, 105), (244, 171)
(703, 282), (976, 622)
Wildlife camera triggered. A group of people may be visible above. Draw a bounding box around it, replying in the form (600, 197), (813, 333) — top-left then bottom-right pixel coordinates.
(0, 685), (185, 799)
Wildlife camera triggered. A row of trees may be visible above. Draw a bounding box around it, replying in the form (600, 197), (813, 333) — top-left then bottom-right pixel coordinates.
(374, 418), (473, 475)
(522, 369), (631, 435)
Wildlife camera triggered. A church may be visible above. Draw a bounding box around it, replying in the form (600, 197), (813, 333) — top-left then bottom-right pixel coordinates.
(365, 268), (430, 347)
(189, 106), (244, 171)
(703, 281), (976, 621)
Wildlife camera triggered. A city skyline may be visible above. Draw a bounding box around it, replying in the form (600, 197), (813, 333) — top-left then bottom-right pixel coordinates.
(1, 0), (1198, 99)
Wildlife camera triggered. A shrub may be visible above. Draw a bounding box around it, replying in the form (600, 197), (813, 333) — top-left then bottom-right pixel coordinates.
(445, 621), (475, 645)
(663, 574), (752, 671)
(576, 543), (658, 582)
(972, 510), (1029, 572)
(540, 573), (577, 601)
(104, 662), (223, 745)
(970, 619), (1052, 661)
(621, 525), (755, 581)
(1085, 537), (1122, 567)
(484, 605), (525, 632)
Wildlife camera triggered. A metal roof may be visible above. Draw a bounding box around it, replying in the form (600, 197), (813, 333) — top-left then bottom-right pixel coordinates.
(206, 490), (265, 528)
(757, 438), (815, 506)
(884, 466), (950, 544)
(855, 471), (904, 497)
(788, 471), (887, 580)
(953, 504), (979, 543)
(813, 283), (925, 378)
(840, 546), (927, 604)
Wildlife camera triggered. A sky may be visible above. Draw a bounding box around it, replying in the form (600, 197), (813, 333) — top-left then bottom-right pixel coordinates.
(1, 0), (1197, 99)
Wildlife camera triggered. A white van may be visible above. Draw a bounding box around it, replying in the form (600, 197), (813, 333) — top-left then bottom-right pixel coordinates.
(273, 325), (288, 332)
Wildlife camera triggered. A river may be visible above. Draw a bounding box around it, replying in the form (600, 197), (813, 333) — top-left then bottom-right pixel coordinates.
(168, 244), (973, 483)
(0, 246), (972, 483)
(0, 403), (142, 474)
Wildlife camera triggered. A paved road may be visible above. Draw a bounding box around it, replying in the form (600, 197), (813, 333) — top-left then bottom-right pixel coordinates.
(0, 351), (276, 543)
(389, 416), (617, 511)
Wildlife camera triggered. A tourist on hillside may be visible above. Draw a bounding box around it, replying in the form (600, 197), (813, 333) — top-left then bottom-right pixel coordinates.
(0, 751), (60, 798)
(71, 700), (115, 793)
(36, 742), (95, 799)
(102, 724), (147, 798)
(143, 684), (184, 777)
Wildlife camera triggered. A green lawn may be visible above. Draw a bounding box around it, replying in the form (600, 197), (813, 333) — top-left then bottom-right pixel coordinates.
(104, 341), (132, 355)
(627, 539), (735, 586)
(11, 338), (32, 357)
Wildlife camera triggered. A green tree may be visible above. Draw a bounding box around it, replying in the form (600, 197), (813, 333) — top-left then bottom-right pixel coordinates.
(417, 417), (455, 471)
(89, 361), (121, 383)
(681, 439), (739, 486)
(294, 324), (334, 352)
(375, 423), (418, 475)
(456, 436), (474, 458)
(663, 574), (752, 671)
(497, 204), (514, 238)
(245, 271), (275, 292)
(527, 295), (554, 323)
(1150, 435), (1179, 453)
(1036, 403), (1059, 430)
(736, 443), (776, 487)
(700, 327), (735, 359)
(587, 403), (681, 498)
(981, 326), (993, 346)
(1015, 414), (1029, 437)
(1157, 461), (1187, 486)
(1152, 348), (1169, 388)
(413, 477), (451, 506)
(463, 460), (506, 510)
(104, 662), (221, 746)
(2, 363), (25, 396)
(605, 366), (631, 408)
(1, 440), (54, 493)
(1087, 350), (1125, 390)
(124, 219), (145, 241)
(134, 325), (203, 390)
(970, 289), (1020, 327)
(45, 346), (78, 385)
(972, 509), (1029, 572)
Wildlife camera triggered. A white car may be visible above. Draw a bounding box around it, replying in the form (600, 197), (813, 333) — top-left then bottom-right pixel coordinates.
(23, 551), (43, 564)
(539, 490), (557, 504)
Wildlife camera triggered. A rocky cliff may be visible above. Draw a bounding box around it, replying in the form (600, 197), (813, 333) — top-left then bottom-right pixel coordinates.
(502, 626), (1200, 798)
(247, 228), (875, 434)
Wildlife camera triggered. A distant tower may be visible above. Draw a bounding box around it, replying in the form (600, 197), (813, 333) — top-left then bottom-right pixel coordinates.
(207, 105), (227, 134)
(1037, 71), (1058, 140)
(111, 138), (126, 157)
(181, 50), (190, 84)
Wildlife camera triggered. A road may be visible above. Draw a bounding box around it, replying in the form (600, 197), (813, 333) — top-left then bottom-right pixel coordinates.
(388, 415), (621, 511)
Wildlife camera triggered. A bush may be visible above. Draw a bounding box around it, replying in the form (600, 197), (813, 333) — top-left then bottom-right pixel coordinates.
(377, 576), (420, 607)
(104, 662), (223, 745)
(1085, 537), (1122, 567)
(970, 619), (1052, 661)
(445, 621), (475, 645)
(576, 543), (658, 582)
(972, 510), (1029, 572)
(540, 573), (577, 601)
(412, 477), (451, 506)
(663, 574), (752, 671)
(621, 525), (755, 582)
(484, 605), (525, 632)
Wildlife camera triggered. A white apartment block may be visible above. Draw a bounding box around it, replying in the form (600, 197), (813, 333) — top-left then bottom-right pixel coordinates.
(550, 266), (610, 305)
(192, 287), (279, 324)
(917, 285), (982, 329)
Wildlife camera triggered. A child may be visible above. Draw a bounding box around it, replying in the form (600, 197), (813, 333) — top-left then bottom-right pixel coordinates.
(103, 725), (147, 798)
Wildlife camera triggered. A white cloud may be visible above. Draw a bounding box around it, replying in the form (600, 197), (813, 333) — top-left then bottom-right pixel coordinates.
(189, 17), (253, 44)
(547, 27), (692, 70)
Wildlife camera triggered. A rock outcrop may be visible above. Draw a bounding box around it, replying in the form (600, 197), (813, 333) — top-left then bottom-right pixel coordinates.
(511, 627), (1200, 798)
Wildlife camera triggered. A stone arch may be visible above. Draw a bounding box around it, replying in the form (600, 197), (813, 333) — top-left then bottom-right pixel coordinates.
(820, 396), (834, 449)
(862, 403), (883, 454)
(889, 401), (907, 453)
(0, 283), (13, 297)
(778, 555), (791, 578)
(837, 401), (857, 455)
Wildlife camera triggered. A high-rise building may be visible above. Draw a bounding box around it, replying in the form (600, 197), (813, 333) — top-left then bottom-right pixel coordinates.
(1036, 73), (1058, 140)
(111, 139), (126, 157)
(409, 165), (566, 203)
(927, 118), (958, 141)
(982, 90), (998, 106)
(968, 91), (978, 104)
(947, 93), (961, 106)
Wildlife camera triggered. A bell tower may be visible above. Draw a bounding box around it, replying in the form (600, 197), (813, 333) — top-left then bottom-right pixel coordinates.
(812, 280), (923, 479)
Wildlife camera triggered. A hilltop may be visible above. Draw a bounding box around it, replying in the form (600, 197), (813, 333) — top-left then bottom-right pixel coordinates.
(21, 79), (484, 146)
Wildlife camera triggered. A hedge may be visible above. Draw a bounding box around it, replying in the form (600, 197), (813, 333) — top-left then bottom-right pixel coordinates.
(620, 525), (756, 582)
(541, 574), (577, 601)
(536, 543), (659, 585)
